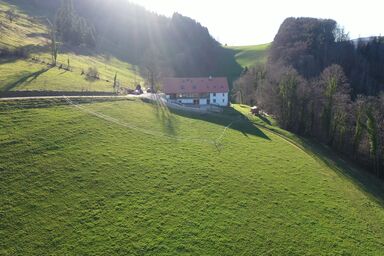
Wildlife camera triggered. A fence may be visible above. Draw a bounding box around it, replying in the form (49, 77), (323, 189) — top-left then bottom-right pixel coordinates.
(0, 91), (115, 98)
(29, 56), (137, 88)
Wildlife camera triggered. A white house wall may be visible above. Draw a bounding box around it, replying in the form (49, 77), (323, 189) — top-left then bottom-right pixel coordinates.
(210, 92), (228, 106)
(166, 92), (229, 106)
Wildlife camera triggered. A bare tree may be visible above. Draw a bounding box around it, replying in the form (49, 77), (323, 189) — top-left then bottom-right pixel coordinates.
(141, 49), (160, 93)
(366, 104), (380, 175)
(320, 65), (350, 142)
(140, 47), (174, 93)
(113, 72), (120, 93)
(353, 96), (367, 156)
(47, 19), (58, 66)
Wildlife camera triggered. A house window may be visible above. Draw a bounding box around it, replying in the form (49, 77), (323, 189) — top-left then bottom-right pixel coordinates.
(213, 93), (216, 97)
(213, 99), (216, 103)
(223, 93), (225, 97)
(222, 99), (225, 103)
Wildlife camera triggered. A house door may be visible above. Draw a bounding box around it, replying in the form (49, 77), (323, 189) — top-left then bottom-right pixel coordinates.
(193, 99), (199, 105)
(207, 99), (210, 105)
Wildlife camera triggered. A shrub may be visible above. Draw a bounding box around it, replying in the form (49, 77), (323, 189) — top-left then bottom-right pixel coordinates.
(85, 67), (100, 81)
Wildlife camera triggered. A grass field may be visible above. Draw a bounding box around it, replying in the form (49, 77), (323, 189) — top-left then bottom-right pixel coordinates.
(0, 54), (142, 92)
(229, 43), (271, 68)
(0, 1), (143, 92)
(1, 99), (384, 255)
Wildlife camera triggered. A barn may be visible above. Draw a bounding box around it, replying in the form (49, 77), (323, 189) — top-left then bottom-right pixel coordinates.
(162, 77), (229, 107)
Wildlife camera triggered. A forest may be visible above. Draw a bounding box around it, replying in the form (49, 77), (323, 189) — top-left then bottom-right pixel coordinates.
(234, 17), (384, 178)
(25, 0), (242, 81)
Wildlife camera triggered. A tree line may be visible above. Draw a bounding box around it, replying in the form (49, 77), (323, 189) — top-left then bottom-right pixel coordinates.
(54, 0), (96, 48)
(234, 17), (384, 178)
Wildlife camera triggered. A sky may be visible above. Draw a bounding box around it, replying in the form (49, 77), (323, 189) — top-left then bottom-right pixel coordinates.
(128, 0), (383, 46)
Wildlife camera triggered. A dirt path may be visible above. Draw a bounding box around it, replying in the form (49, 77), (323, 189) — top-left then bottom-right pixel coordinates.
(0, 94), (151, 101)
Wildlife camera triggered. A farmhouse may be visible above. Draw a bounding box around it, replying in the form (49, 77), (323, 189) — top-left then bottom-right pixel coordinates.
(162, 77), (229, 107)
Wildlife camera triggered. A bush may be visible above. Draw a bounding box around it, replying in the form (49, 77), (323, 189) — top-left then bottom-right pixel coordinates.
(85, 67), (100, 81)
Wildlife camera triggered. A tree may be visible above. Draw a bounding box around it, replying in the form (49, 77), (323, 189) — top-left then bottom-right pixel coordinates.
(55, 0), (96, 47)
(232, 66), (265, 106)
(366, 105), (379, 176)
(352, 96), (368, 156)
(6, 9), (16, 23)
(113, 72), (120, 93)
(269, 17), (337, 78)
(55, 0), (75, 41)
(47, 19), (58, 66)
(140, 48), (169, 93)
(320, 65), (349, 142)
(278, 69), (299, 129)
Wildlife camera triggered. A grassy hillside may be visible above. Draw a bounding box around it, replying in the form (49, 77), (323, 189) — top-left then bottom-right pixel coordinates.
(0, 1), (143, 92)
(229, 43), (271, 68)
(1, 98), (384, 255)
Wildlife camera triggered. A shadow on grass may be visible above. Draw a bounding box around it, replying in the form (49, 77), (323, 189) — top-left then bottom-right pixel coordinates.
(257, 114), (272, 125)
(3, 67), (51, 91)
(0, 44), (49, 67)
(0, 57), (20, 65)
(18, 44), (49, 55)
(301, 138), (384, 206)
(150, 95), (179, 136)
(151, 101), (270, 140)
(251, 117), (384, 206)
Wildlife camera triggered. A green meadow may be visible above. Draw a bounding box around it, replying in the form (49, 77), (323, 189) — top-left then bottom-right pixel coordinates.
(1, 99), (383, 255)
(229, 43), (271, 68)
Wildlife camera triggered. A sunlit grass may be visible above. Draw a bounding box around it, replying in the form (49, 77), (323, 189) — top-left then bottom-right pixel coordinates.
(229, 43), (271, 68)
(0, 2), (143, 92)
(1, 99), (383, 255)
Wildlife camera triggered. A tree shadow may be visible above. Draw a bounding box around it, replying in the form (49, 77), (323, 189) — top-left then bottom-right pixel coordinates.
(3, 67), (51, 91)
(3, 0), (58, 19)
(0, 44), (49, 61)
(26, 32), (49, 38)
(257, 114), (272, 125)
(148, 95), (179, 136)
(58, 69), (68, 75)
(19, 44), (49, 55)
(296, 137), (384, 206)
(59, 44), (97, 57)
(0, 57), (19, 65)
(240, 110), (384, 206)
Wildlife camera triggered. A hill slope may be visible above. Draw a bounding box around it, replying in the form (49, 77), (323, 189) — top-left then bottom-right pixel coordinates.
(0, 1), (142, 92)
(229, 43), (271, 68)
(5, 0), (242, 80)
(1, 98), (383, 255)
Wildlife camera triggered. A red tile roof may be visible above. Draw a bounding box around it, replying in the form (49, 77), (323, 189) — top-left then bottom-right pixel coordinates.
(162, 77), (229, 94)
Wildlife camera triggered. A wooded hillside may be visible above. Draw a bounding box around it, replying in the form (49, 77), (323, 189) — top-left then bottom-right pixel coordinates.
(22, 0), (242, 81)
(234, 17), (384, 178)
